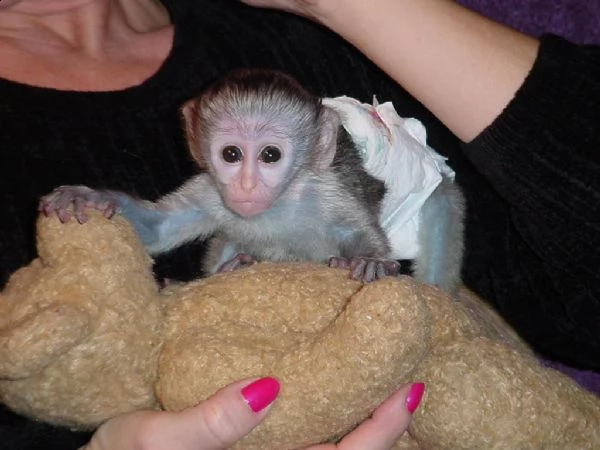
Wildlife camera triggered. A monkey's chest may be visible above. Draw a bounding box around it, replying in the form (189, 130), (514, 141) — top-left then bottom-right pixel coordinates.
(224, 215), (340, 263)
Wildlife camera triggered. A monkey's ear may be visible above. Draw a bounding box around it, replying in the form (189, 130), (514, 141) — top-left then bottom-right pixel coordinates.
(181, 98), (200, 146)
(181, 98), (209, 169)
(312, 106), (341, 173)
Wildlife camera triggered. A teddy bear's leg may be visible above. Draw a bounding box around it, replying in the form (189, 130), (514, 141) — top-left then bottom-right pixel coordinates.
(0, 304), (89, 379)
(411, 338), (600, 450)
(236, 276), (431, 449)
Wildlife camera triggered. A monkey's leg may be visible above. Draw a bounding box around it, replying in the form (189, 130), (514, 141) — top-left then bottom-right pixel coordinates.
(329, 256), (400, 283)
(202, 235), (256, 274)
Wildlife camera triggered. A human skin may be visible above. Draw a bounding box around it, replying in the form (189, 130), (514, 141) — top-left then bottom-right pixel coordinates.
(0, 0), (173, 90)
(82, 378), (422, 450)
(239, 0), (539, 142)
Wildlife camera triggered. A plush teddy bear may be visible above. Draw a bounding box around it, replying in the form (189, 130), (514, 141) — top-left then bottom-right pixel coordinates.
(0, 212), (598, 450)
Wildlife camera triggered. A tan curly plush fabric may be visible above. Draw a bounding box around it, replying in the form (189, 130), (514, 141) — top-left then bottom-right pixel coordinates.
(0, 212), (598, 449)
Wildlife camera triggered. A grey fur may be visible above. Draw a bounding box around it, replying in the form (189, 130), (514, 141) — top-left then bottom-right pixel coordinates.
(413, 176), (465, 294)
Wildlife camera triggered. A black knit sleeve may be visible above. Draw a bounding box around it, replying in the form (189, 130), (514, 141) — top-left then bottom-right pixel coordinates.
(465, 35), (600, 271)
(462, 35), (600, 368)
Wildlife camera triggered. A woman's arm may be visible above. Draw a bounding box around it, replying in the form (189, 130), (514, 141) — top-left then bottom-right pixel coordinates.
(240, 0), (539, 142)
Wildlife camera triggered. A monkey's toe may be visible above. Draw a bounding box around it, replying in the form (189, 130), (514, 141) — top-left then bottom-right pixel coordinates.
(216, 253), (255, 273)
(330, 256), (400, 282)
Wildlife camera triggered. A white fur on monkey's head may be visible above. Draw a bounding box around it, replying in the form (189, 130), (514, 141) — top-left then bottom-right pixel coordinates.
(323, 96), (455, 260)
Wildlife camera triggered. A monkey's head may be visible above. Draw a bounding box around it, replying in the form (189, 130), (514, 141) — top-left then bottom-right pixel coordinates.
(182, 69), (340, 218)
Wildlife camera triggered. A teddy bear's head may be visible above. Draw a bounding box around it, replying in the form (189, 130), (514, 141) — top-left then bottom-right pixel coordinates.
(0, 212), (162, 428)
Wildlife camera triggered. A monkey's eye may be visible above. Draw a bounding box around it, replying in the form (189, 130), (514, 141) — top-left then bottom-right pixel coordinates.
(259, 145), (282, 164)
(222, 145), (243, 163)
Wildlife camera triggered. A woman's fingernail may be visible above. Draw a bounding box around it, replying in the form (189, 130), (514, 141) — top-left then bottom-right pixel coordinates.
(241, 377), (281, 413)
(406, 382), (425, 414)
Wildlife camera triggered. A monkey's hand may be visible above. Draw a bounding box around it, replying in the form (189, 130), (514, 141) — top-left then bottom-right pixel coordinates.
(39, 185), (120, 224)
(328, 256), (400, 283)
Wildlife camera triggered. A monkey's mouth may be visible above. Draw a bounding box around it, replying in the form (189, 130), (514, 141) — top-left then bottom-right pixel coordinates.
(230, 200), (270, 218)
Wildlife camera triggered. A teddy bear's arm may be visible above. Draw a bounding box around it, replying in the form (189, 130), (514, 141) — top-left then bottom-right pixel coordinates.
(0, 304), (90, 380)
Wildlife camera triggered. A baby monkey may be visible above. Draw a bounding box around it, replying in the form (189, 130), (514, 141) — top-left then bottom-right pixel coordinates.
(41, 69), (464, 290)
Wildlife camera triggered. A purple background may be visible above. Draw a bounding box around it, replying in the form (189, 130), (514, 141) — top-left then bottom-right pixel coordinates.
(458, 0), (600, 43)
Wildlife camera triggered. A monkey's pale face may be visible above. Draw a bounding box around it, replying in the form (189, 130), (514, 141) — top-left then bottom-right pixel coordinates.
(209, 132), (295, 218)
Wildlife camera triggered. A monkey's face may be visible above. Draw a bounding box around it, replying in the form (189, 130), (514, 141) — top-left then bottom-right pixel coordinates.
(208, 123), (296, 218)
(183, 68), (325, 218)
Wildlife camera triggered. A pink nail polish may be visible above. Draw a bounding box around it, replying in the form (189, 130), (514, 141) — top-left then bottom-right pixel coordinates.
(406, 382), (425, 414)
(241, 377), (280, 413)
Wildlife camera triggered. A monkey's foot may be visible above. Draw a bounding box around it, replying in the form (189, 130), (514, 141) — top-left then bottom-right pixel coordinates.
(328, 256), (400, 283)
(216, 253), (255, 273)
(39, 185), (119, 224)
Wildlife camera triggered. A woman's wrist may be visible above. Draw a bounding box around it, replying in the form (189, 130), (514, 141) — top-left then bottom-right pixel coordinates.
(314, 0), (392, 35)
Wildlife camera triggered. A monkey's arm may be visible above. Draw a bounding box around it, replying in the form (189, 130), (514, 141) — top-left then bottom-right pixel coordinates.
(40, 175), (220, 255)
(122, 198), (209, 255)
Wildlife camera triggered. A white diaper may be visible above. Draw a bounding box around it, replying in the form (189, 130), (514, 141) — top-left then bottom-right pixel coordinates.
(323, 96), (455, 260)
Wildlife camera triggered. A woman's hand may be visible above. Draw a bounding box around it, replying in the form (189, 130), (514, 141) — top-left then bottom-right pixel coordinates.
(81, 377), (423, 450)
(81, 377), (281, 450)
(309, 382), (424, 450)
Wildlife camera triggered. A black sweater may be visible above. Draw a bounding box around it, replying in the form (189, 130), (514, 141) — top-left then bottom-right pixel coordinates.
(0, 1), (598, 448)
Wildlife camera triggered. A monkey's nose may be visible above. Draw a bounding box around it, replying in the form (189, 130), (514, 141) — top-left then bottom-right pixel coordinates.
(240, 175), (258, 192)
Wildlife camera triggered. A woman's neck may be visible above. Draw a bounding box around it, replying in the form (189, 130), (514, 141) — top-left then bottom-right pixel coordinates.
(0, 0), (174, 91)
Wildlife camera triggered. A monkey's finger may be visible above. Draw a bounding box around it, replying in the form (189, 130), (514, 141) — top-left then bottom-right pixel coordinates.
(361, 261), (379, 282)
(103, 205), (117, 219)
(349, 258), (368, 281)
(73, 197), (90, 224)
(38, 198), (52, 216)
(56, 208), (74, 224)
(38, 189), (78, 221)
(90, 201), (117, 219)
(38, 200), (63, 219)
(375, 263), (388, 281)
(38, 202), (58, 219)
(382, 260), (401, 277)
